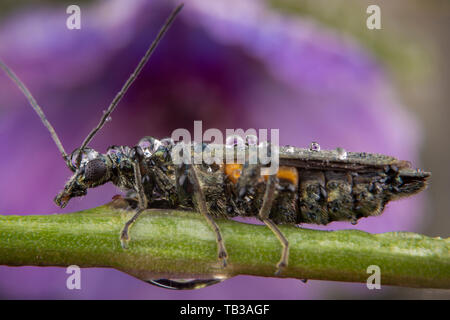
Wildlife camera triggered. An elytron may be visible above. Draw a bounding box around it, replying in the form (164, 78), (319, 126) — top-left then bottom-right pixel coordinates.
(0, 4), (430, 290)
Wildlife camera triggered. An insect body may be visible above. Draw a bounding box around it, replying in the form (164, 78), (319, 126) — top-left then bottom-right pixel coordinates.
(55, 138), (430, 283)
(0, 4), (431, 290)
(56, 140), (430, 225)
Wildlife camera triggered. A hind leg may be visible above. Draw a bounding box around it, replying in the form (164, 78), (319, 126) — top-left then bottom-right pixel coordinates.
(120, 147), (149, 248)
(188, 164), (228, 267)
(259, 175), (290, 275)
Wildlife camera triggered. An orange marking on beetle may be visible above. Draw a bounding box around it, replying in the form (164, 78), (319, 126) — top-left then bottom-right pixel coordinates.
(263, 166), (298, 185)
(224, 163), (243, 184)
(277, 166), (298, 185)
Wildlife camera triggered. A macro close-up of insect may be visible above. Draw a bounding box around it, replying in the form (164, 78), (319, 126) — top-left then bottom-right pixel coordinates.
(0, 4), (431, 291)
(0, 0), (448, 302)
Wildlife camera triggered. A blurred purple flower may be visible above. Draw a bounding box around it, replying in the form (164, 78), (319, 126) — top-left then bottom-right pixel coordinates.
(0, 0), (424, 299)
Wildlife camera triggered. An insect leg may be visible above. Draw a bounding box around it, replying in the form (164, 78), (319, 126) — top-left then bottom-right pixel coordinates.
(120, 147), (149, 248)
(259, 174), (290, 276)
(120, 208), (144, 249)
(188, 165), (228, 267)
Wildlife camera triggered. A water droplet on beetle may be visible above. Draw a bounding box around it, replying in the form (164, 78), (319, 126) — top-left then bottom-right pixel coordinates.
(225, 134), (244, 147)
(309, 142), (320, 152)
(138, 136), (161, 158)
(286, 146), (295, 154)
(160, 138), (175, 148)
(107, 145), (122, 156)
(336, 147), (347, 160)
(70, 147), (99, 169)
(245, 134), (258, 146)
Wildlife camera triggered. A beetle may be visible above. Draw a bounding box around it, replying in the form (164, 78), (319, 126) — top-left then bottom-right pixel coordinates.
(0, 3), (430, 290)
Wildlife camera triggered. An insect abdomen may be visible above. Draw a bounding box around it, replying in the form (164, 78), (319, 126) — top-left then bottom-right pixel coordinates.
(221, 153), (428, 225)
(270, 167), (429, 225)
(301, 169), (428, 225)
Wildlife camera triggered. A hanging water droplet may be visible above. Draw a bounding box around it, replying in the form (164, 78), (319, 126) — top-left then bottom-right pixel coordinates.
(146, 278), (225, 290)
(122, 269), (230, 290)
(335, 147), (347, 160)
(309, 141), (320, 152)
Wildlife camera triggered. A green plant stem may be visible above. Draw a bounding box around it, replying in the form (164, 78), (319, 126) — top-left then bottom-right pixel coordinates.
(0, 202), (448, 289)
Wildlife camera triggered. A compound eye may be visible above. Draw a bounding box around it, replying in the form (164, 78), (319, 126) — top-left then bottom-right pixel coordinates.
(84, 158), (107, 182)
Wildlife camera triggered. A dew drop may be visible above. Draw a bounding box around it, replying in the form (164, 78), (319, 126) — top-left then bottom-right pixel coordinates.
(138, 136), (162, 158)
(286, 146), (295, 154)
(245, 134), (258, 146)
(309, 141), (320, 152)
(258, 141), (272, 158)
(106, 145), (121, 156)
(160, 138), (175, 148)
(336, 147), (347, 160)
(226, 134), (244, 148)
(192, 141), (203, 154)
(70, 147), (99, 169)
(103, 110), (112, 122)
(258, 141), (269, 149)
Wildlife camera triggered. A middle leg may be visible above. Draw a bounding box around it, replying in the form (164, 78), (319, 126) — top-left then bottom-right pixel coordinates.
(188, 164), (228, 267)
(259, 174), (290, 276)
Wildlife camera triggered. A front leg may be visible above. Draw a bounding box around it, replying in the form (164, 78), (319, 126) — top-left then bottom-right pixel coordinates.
(120, 146), (149, 249)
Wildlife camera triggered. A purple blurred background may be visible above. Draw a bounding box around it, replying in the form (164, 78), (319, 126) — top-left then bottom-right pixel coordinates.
(0, 0), (448, 299)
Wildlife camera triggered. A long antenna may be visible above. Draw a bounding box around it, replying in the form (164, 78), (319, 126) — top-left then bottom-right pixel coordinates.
(0, 59), (69, 163)
(76, 3), (184, 165)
